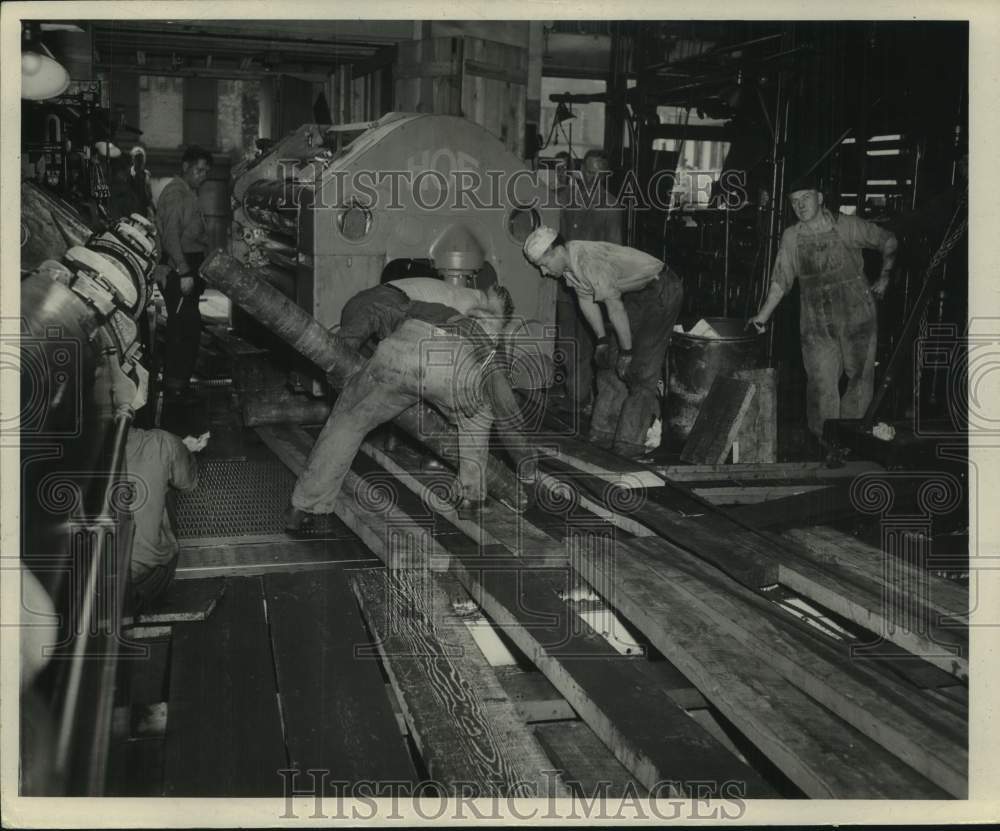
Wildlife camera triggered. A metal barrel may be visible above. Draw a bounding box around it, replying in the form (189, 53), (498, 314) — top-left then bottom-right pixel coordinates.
(666, 317), (767, 447)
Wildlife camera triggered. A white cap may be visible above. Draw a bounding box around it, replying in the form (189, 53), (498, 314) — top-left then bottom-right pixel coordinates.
(522, 226), (558, 264)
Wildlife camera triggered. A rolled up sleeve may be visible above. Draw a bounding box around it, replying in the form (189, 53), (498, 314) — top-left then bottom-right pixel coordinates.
(769, 229), (798, 295)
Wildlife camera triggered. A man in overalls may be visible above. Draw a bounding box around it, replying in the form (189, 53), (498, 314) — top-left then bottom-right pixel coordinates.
(749, 177), (898, 444)
(523, 226), (684, 458)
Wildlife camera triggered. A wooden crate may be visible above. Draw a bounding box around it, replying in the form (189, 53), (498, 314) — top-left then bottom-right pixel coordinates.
(394, 37), (528, 157)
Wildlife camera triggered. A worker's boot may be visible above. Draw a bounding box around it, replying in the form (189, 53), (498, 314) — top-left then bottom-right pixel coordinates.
(284, 505), (331, 534)
(456, 496), (488, 521)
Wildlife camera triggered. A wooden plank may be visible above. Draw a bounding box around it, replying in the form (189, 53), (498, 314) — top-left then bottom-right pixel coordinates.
(319, 470), (773, 796)
(264, 569), (418, 786)
(439, 541), (774, 797)
(774, 550), (968, 681)
(531, 432), (665, 488)
(352, 568), (563, 796)
(732, 368), (777, 463)
(176, 537), (377, 579)
(681, 377), (756, 465)
(626, 537), (967, 797)
(122, 578), (224, 626)
(540, 455), (779, 588)
(655, 460), (883, 483)
(789, 526), (969, 624)
(256, 423), (776, 797)
(493, 666), (577, 723)
(693, 484), (831, 505)
(534, 722), (641, 799)
(571, 537), (953, 798)
(163, 578), (287, 796)
(107, 737), (164, 796)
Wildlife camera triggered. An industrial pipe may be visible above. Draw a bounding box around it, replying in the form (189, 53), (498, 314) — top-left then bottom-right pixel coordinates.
(199, 249), (525, 507)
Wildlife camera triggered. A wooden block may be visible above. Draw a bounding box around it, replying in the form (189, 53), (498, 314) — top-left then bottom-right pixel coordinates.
(163, 578), (286, 796)
(732, 368), (777, 463)
(680, 376), (756, 465)
(493, 666), (577, 723)
(265, 569), (418, 787)
(352, 568), (563, 796)
(534, 722), (641, 799)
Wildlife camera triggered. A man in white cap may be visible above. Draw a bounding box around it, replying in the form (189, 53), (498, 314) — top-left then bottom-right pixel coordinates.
(523, 227), (683, 457)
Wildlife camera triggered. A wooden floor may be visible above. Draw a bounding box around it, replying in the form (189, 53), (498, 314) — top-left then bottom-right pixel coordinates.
(109, 334), (968, 800)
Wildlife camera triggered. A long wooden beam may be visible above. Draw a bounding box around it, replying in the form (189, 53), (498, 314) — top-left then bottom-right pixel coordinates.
(350, 434), (961, 799)
(352, 568), (566, 797)
(624, 538), (967, 797)
(258, 425), (773, 798)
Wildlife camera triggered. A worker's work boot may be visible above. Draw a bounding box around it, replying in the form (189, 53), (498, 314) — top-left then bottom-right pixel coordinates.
(284, 505), (328, 534)
(456, 497), (488, 521)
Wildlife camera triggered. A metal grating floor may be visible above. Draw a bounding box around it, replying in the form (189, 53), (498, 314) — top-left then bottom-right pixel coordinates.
(175, 459), (296, 539)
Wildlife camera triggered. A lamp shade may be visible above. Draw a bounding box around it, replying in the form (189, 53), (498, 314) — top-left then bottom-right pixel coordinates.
(22, 50), (70, 100)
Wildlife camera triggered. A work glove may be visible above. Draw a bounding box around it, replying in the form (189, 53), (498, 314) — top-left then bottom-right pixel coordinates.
(594, 335), (614, 369)
(616, 351), (634, 381)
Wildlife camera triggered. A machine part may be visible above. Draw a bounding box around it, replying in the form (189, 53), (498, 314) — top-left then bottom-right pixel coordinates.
(431, 223), (486, 275)
(337, 202), (374, 241)
(20, 180), (92, 270)
(19, 176), (161, 794)
(667, 317), (767, 447)
(174, 458), (297, 539)
(230, 113), (560, 336)
(242, 396), (332, 427)
(506, 206), (542, 245)
(242, 178), (305, 237)
(61, 247), (125, 316)
(200, 249), (525, 508)
(84, 234), (148, 314)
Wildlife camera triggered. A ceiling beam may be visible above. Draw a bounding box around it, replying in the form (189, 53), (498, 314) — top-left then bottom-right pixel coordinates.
(94, 61), (331, 82)
(97, 19), (414, 45)
(92, 28), (378, 61)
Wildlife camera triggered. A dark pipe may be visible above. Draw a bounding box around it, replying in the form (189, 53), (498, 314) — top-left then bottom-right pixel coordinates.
(200, 249), (524, 506)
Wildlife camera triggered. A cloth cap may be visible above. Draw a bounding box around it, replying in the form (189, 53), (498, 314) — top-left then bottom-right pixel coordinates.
(787, 171), (823, 195)
(523, 226), (558, 264)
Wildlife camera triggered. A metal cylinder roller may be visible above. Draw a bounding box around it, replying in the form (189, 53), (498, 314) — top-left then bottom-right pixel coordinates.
(242, 178), (309, 238)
